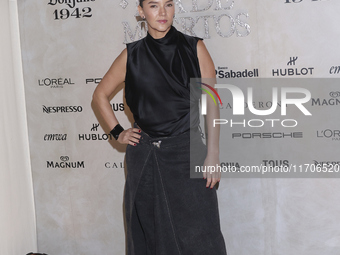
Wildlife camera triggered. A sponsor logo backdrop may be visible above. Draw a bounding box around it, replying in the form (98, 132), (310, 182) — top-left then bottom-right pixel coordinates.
(18, 0), (340, 254)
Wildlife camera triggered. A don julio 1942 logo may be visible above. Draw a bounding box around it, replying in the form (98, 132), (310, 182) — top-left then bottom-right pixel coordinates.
(48, 0), (95, 20)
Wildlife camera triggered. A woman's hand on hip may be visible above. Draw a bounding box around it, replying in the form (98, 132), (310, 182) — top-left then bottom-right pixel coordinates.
(203, 154), (221, 189)
(117, 128), (141, 146)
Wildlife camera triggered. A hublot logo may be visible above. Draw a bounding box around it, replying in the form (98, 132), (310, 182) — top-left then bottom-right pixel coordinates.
(78, 123), (113, 141)
(272, 57), (314, 77)
(287, 56), (298, 66)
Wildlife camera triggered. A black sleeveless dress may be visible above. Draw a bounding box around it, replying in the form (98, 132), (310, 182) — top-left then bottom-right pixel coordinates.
(125, 25), (202, 138)
(124, 26), (227, 255)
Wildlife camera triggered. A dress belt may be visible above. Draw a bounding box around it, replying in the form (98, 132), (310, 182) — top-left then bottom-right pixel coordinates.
(133, 122), (199, 149)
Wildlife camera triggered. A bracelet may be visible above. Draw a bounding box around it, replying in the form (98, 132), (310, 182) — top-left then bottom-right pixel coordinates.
(110, 124), (124, 140)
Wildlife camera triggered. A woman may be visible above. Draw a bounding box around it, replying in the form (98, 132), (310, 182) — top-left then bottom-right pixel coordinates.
(92, 0), (227, 254)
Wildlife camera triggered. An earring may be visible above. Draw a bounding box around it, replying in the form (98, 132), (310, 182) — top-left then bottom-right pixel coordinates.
(142, 16), (145, 20)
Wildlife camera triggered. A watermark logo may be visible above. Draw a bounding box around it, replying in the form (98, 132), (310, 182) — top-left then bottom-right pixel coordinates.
(201, 84), (312, 116)
(198, 82), (222, 115)
(196, 80), (313, 129)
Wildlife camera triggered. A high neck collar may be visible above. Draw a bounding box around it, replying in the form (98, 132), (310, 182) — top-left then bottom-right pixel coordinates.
(146, 26), (178, 45)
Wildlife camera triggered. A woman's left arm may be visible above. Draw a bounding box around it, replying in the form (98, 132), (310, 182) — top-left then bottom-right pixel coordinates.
(197, 40), (221, 189)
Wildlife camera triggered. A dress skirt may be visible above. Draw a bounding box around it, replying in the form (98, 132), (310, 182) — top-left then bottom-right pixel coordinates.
(124, 122), (227, 255)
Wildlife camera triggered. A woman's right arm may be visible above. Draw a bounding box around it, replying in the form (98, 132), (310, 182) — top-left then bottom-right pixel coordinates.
(92, 48), (141, 146)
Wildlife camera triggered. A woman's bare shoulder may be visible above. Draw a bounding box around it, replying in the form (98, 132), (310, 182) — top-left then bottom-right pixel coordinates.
(93, 48), (127, 97)
(197, 40), (215, 78)
(105, 48), (127, 78)
(113, 48), (127, 68)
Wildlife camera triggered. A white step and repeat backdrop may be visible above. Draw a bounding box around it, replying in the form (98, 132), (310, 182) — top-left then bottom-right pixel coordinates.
(18, 0), (340, 254)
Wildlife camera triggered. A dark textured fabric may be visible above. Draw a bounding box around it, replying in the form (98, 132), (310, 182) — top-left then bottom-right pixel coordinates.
(125, 123), (227, 255)
(123, 25), (227, 254)
(125, 26), (202, 138)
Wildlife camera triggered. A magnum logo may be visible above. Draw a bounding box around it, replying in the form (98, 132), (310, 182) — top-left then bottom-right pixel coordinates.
(47, 156), (85, 168)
